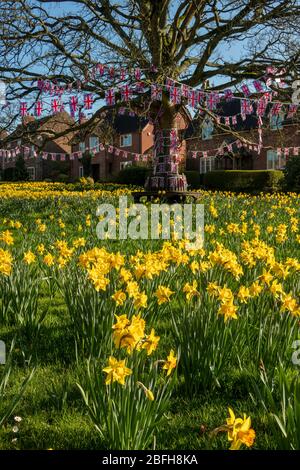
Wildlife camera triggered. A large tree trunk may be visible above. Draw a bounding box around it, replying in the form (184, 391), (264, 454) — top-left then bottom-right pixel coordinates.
(146, 97), (187, 192)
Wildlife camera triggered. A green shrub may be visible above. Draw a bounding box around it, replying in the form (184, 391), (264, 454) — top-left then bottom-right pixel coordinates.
(117, 165), (151, 186)
(203, 170), (284, 192)
(184, 171), (203, 189)
(56, 173), (70, 183)
(284, 156), (300, 192)
(1, 167), (16, 181)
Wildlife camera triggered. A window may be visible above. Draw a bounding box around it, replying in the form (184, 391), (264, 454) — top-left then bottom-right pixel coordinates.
(27, 166), (35, 181)
(200, 156), (215, 174)
(120, 134), (132, 147)
(89, 136), (99, 150)
(120, 161), (132, 170)
(270, 112), (284, 130)
(79, 142), (86, 153)
(79, 166), (84, 177)
(267, 150), (279, 169)
(31, 145), (35, 157)
(202, 118), (214, 140)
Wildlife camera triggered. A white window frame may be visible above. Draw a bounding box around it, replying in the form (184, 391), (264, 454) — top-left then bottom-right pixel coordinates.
(202, 118), (214, 140)
(79, 142), (86, 153)
(89, 136), (99, 150)
(199, 156), (215, 174)
(267, 150), (279, 169)
(120, 161), (132, 170)
(79, 166), (84, 177)
(270, 112), (284, 131)
(27, 166), (36, 181)
(120, 134), (132, 147)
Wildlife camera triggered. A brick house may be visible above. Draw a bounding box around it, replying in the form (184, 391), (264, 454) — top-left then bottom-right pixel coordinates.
(0, 112), (75, 180)
(185, 99), (300, 174)
(70, 109), (190, 181)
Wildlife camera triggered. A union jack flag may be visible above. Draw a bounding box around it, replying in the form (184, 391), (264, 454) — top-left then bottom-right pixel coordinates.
(109, 67), (115, 78)
(224, 89), (233, 101)
(263, 91), (272, 102)
(35, 101), (43, 117)
(170, 129), (178, 151)
(225, 117), (230, 126)
(287, 104), (298, 119)
(191, 151), (197, 159)
(206, 92), (218, 110)
(188, 90), (198, 108)
(37, 79), (45, 91)
(70, 96), (78, 112)
(52, 99), (60, 114)
(271, 102), (282, 115)
(108, 146), (114, 153)
(97, 63), (105, 76)
(121, 85), (132, 102)
(277, 148), (282, 156)
(241, 84), (251, 96)
(181, 84), (189, 98)
(284, 147), (290, 156)
(267, 66), (278, 75)
(241, 99), (253, 115)
(256, 97), (267, 116)
(293, 147), (299, 156)
(253, 80), (263, 92)
(166, 78), (174, 90)
(170, 86), (181, 105)
(20, 102), (27, 117)
(134, 68), (141, 80)
(232, 115), (237, 125)
(84, 94), (93, 110)
(105, 88), (115, 106)
(120, 69), (126, 81)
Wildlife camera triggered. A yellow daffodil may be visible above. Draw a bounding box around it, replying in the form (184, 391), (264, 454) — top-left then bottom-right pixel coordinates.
(162, 350), (177, 376)
(155, 285), (174, 305)
(103, 356), (132, 385)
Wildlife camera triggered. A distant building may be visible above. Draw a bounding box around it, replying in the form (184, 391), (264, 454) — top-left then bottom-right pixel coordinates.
(0, 112), (75, 180)
(185, 99), (299, 174)
(70, 108), (190, 181)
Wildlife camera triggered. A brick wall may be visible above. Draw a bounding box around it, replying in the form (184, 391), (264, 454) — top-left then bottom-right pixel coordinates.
(186, 123), (300, 171)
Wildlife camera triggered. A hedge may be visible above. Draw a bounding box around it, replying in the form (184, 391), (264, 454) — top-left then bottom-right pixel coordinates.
(283, 156), (300, 192)
(117, 166), (151, 186)
(203, 170), (284, 192)
(184, 171), (204, 189)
